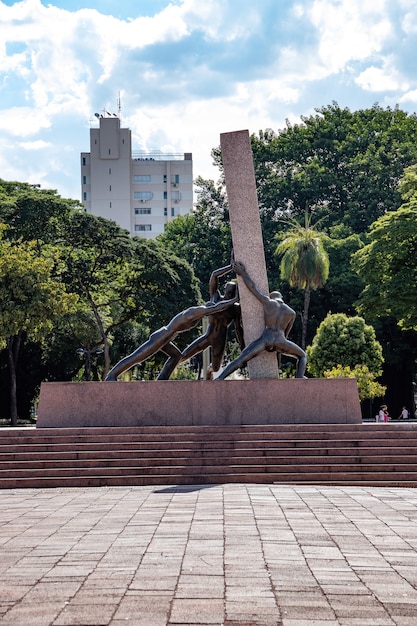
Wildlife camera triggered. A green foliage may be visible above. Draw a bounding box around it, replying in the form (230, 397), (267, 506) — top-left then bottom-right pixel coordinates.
(54, 212), (201, 376)
(320, 232), (364, 313)
(307, 313), (384, 377)
(397, 164), (417, 202)
(275, 213), (329, 289)
(170, 363), (196, 380)
(323, 364), (386, 402)
(275, 212), (329, 348)
(0, 178), (82, 246)
(0, 238), (77, 342)
(158, 176), (231, 299)
(252, 103), (417, 234)
(352, 199), (417, 330)
(0, 233), (78, 423)
(0, 178), (201, 411)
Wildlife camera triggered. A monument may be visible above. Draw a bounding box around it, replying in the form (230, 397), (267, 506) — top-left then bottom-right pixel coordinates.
(37, 130), (362, 428)
(220, 129), (279, 379)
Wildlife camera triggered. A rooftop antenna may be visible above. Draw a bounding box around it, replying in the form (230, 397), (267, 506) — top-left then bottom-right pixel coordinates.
(117, 92), (122, 119)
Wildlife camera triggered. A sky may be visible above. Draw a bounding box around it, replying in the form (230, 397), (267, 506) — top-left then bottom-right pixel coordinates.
(1, 0), (417, 202)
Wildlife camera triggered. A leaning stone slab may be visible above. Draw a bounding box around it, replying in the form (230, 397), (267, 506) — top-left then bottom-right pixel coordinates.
(220, 129), (279, 379)
(37, 379), (361, 428)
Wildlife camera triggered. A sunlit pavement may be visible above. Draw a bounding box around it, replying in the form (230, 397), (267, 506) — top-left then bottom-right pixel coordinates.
(0, 483), (416, 625)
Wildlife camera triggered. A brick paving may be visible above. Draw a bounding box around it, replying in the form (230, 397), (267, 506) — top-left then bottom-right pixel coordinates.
(0, 484), (416, 625)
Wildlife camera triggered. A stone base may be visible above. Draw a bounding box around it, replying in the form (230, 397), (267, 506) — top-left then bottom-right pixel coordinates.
(37, 378), (361, 428)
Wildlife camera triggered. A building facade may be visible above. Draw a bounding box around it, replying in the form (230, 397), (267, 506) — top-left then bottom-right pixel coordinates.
(81, 113), (193, 238)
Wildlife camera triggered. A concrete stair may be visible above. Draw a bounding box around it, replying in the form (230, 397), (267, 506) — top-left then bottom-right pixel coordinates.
(0, 423), (417, 489)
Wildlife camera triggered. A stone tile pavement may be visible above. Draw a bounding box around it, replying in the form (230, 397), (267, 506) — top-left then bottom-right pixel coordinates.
(0, 484), (416, 625)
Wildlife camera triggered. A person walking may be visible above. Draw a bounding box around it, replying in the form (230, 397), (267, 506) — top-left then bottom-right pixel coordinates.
(377, 405), (386, 422)
(398, 406), (409, 420)
(378, 404), (389, 422)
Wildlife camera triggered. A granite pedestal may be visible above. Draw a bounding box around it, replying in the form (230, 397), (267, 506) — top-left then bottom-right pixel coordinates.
(37, 378), (361, 428)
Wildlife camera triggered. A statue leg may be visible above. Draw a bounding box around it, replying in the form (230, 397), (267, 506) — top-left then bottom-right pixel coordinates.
(157, 335), (210, 380)
(217, 337), (265, 380)
(157, 357), (179, 380)
(206, 330), (228, 379)
(157, 343), (182, 380)
(279, 340), (307, 379)
(105, 327), (172, 381)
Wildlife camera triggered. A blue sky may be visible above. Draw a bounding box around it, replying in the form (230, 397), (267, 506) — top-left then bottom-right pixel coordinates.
(1, 0), (417, 201)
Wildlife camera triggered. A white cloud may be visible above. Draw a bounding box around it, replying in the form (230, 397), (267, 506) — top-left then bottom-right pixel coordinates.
(400, 0), (417, 33)
(0, 0), (417, 201)
(0, 106), (52, 136)
(308, 0), (393, 73)
(19, 139), (51, 150)
(355, 61), (410, 92)
(399, 89), (417, 103)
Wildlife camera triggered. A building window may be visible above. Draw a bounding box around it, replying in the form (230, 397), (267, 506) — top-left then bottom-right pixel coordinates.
(172, 191), (181, 201)
(82, 156), (86, 166)
(163, 174), (167, 183)
(164, 207), (167, 216)
(133, 191), (153, 200)
(135, 208), (152, 215)
(163, 191), (167, 200)
(171, 207), (180, 217)
(83, 192), (87, 201)
(135, 224), (152, 232)
(171, 174), (179, 185)
(133, 175), (151, 182)
(109, 168), (111, 175)
(83, 175), (87, 185)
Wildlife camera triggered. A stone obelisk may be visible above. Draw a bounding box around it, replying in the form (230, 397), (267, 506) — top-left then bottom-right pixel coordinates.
(220, 129), (279, 379)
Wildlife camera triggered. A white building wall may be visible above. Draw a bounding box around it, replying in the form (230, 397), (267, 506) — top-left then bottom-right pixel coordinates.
(81, 114), (193, 239)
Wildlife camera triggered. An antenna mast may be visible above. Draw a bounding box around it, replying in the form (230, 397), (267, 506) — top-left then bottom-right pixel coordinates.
(117, 92), (122, 119)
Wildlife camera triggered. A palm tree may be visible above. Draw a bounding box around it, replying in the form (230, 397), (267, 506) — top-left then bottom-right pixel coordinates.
(275, 212), (329, 349)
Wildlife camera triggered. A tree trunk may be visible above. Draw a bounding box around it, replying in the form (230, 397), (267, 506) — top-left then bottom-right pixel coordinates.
(84, 350), (92, 381)
(103, 336), (111, 379)
(6, 333), (22, 426)
(301, 283), (311, 350)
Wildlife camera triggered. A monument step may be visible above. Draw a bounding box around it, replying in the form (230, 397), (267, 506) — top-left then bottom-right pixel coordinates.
(1, 462), (417, 479)
(2, 423), (416, 440)
(0, 450), (416, 465)
(0, 440), (417, 465)
(2, 472), (417, 490)
(2, 426), (416, 445)
(1, 424), (417, 488)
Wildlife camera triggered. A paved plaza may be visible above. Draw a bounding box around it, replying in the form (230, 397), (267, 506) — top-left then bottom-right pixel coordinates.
(0, 483), (417, 625)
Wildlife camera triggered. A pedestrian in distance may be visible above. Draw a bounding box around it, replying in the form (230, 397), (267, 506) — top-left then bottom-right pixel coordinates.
(398, 406), (409, 420)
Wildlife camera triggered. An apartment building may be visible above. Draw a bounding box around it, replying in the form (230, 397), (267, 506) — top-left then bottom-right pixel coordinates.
(81, 113), (193, 238)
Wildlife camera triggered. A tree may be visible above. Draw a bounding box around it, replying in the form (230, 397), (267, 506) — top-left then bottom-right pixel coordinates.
(0, 179), (81, 247)
(306, 313), (383, 378)
(352, 194), (417, 332)
(40, 310), (104, 383)
(317, 228), (364, 314)
(0, 231), (77, 424)
(275, 212), (329, 349)
(59, 212), (201, 378)
(251, 103), (417, 235)
(0, 179), (202, 413)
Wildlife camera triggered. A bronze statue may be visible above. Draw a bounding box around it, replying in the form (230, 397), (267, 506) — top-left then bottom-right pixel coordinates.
(105, 294), (238, 381)
(217, 261), (307, 379)
(157, 264), (244, 380)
